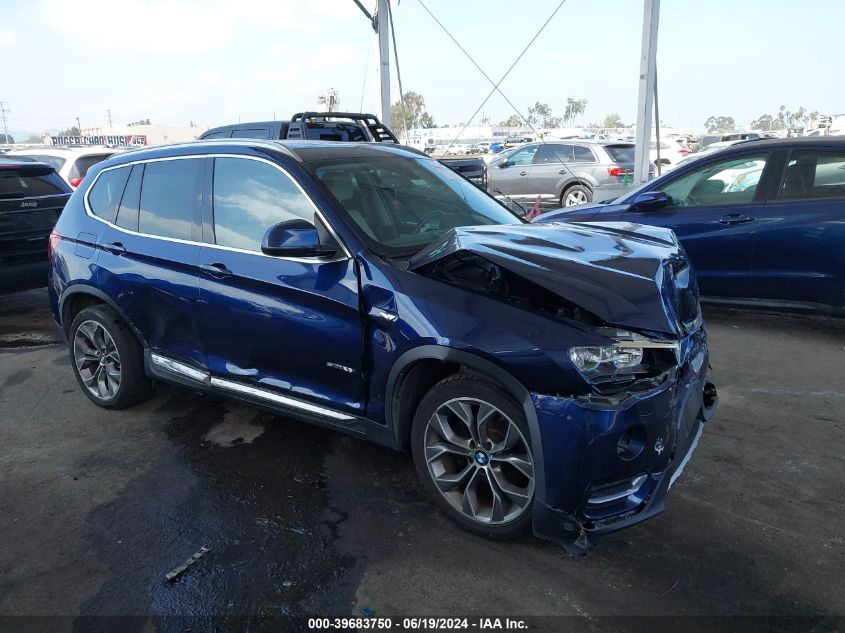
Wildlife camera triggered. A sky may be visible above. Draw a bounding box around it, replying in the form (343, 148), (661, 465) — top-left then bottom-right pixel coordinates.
(1, 0), (843, 138)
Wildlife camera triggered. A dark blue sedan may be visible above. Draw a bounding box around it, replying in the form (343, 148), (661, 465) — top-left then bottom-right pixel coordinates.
(536, 137), (845, 314)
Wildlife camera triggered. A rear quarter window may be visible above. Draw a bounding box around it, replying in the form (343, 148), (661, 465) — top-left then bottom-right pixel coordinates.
(0, 166), (68, 197)
(604, 145), (636, 163)
(88, 166), (131, 222)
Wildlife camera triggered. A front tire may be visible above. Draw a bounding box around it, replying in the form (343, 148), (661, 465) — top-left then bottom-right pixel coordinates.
(69, 305), (151, 409)
(561, 184), (592, 207)
(411, 373), (535, 539)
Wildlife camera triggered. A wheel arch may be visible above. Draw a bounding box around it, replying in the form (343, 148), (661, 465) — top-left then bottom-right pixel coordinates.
(559, 179), (594, 203)
(386, 345), (547, 501)
(60, 285), (145, 346)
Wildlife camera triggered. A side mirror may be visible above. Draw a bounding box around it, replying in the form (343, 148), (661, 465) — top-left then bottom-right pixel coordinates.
(261, 219), (334, 257)
(498, 160), (511, 168)
(631, 190), (672, 211)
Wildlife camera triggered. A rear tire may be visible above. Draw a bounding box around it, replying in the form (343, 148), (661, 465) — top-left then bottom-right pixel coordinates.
(411, 372), (535, 540)
(69, 305), (151, 409)
(561, 184), (592, 207)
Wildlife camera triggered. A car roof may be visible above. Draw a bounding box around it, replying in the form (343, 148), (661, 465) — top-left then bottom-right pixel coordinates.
(8, 147), (118, 157)
(95, 138), (429, 167)
(0, 157), (57, 170)
(728, 135), (845, 149)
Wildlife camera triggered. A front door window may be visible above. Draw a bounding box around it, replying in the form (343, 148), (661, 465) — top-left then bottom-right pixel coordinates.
(662, 154), (768, 207)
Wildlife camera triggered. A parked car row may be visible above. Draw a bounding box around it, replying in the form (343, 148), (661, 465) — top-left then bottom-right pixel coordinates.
(537, 136), (845, 315)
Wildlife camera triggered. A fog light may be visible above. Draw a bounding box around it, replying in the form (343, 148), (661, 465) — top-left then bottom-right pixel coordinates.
(617, 426), (646, 461)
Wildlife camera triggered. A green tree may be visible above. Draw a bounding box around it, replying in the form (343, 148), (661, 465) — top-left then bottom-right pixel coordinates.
(58, 126), (80, 136)
(498, 114), (522, 127)
(390, 91), (435, 132)
(602, 113), (624, 128)
(704, 116), (735, 133)
(527, 102), (551, 127)
(751, 114), (773, 131)
(24, 134), (44, 143)
(0, 133), (14, 144)
(563, 98), (588, 126)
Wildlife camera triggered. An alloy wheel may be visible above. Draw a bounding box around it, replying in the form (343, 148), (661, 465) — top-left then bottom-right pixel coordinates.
(423, 397), (534, 525)
(565, 190), (588, 206)
(73, 320), (121, 400)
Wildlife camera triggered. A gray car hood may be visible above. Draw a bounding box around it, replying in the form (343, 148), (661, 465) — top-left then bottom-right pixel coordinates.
(408, 221), (698, 335)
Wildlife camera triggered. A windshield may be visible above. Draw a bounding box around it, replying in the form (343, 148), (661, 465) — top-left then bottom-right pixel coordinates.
(306, 156), (522, 256)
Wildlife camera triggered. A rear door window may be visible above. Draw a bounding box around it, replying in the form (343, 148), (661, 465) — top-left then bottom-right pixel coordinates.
(202, 131), (230, 139)
(88, 166), (131, 222)
(139, 159), (203, 240)
(0, 166), (68, 198)
(779, 151), (845, 201)
(212, 157), (315, 252)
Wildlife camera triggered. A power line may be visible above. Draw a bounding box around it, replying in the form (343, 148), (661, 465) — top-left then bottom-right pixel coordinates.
(388, 0), (407, 140)
(416, 0), (566, 150)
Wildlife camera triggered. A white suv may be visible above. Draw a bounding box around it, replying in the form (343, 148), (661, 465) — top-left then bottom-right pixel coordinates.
(7, 147), (120, 189)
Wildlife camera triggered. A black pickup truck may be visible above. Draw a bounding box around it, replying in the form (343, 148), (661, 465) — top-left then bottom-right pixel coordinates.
(200, 111), (486, 187)
(0, 158), (72, 293)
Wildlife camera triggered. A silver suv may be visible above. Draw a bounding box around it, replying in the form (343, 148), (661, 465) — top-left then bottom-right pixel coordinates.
(486, 141), (654, 208)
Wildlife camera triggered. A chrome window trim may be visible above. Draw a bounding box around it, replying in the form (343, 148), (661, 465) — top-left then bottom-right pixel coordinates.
(209, 376), (356, 421)
(83, 153), (352, 263)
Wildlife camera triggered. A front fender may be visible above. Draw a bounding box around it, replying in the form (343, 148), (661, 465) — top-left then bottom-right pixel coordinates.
(385, 344), (548, 506)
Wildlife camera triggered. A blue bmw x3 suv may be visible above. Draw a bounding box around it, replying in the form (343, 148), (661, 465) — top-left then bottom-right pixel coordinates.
(48, 139), (717, 544)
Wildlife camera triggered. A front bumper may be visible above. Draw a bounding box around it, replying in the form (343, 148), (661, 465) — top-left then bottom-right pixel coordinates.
(531, 330), (717, 542)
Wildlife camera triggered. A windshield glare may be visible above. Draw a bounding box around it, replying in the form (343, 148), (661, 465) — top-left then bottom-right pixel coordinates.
(307, 156), (522, 256)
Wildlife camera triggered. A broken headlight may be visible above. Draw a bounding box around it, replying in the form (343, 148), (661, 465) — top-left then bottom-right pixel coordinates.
(569, 346), (644, 372)
(569, 332), (679, 390)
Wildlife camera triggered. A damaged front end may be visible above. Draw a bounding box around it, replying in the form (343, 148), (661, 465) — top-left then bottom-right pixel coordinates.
(409, 221), (718, 545)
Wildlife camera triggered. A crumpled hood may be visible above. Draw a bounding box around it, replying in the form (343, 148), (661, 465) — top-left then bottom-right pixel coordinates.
(408, 221), (699, 335)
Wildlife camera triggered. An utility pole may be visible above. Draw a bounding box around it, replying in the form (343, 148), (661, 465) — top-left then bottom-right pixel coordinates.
(107, 109), (113, 127)
(633, 0), (659, 184)
(377, 0), (391, 127)
(0, 101), (10, 142)
(75, 116), (82, 135)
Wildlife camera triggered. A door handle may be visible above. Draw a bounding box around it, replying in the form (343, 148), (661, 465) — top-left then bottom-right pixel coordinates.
(200, 262), (234, 278)
(519, 171), (527, 176)
(558, 169), (567, 175)
(718, 214), (756, 225)
(102, 241), (126, 255)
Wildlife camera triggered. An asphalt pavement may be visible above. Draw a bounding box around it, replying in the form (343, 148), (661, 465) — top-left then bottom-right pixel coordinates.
(0, 289), (843, 632)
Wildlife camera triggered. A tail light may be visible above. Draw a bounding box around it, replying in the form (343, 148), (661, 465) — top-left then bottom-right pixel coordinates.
(69, 177), (83, 188)
(678, 148), (690, 155)
(608, 167), (627, 177)
(48, 228), (61, 260)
